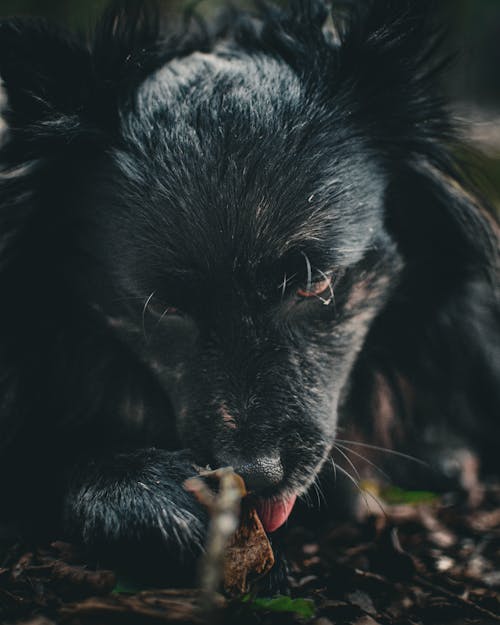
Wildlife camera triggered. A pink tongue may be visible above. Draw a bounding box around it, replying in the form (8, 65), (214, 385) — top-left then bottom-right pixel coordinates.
(255, 495), (297, 533)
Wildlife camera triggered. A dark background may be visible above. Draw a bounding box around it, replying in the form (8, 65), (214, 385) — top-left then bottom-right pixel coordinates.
(0, 0), (499, 206)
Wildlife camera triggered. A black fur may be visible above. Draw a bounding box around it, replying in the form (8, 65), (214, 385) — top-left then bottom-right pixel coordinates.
(0, 0), (498, 580)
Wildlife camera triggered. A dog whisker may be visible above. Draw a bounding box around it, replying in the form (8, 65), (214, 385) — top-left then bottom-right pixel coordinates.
(300, 488), (313, 509)
(148, 305), (178, 343)
(330, 453), (338, 484)
(312, 475), (326, 508)
(332, 444), (361, 483)
(141, 291), (156, 343)
(301, 251), (312, 294)
(332, 460), (387, 519)
(280, 273), (288, 299)
(335, 439), (428, 467)
(316, 267), (336, 309)
(329, 458), (367, 509)
(335, 442), (391, 481)
(110, 295), (152, 303)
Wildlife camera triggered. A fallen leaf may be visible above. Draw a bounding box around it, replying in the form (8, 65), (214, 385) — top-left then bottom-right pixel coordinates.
(223, 501), (275, 595)
(60, 589), (225, 624)
(112, 577), (146, 594)
(243, 595), (316, 619)
(50, 561), (116, 595)
(382, 487), (439, 506)
(347, 590), (377, 615)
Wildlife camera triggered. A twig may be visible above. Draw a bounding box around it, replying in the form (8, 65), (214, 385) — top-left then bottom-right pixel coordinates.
(184, 467), (246, 620)
(415, 575), (500, 622)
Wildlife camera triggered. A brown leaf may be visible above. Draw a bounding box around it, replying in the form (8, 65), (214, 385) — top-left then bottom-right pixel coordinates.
(60, 589), (225, 624)
(185, 468), (275, 598)
(11, 552), (35, 580)
(50, 561), (116, 595)
(223, 502), (275, 595)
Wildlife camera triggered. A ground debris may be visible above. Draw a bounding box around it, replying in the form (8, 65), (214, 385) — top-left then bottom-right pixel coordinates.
(60, 589), (226, 624)
(0, 481), (499, 624)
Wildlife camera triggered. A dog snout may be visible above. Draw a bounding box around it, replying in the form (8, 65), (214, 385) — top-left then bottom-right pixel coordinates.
(222, 455), (284, 492)
(238, 456), (285, 492)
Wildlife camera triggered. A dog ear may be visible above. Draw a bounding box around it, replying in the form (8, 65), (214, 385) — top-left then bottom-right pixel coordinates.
(0, 2), (165, 145)
(335, 1), (498, 297)
(0, 19), (92, 140)
(336, 0), (449, 148)
(92, 0), (163, 104)
(340, 1), (499, 275)
(333, 1), (500, 464)
(0, 1), (165, 273)
(347, 143), (500, 473)
(241, 0), (447, 145)
(385, 157), (499, 278)
(362, 154), (500, 470)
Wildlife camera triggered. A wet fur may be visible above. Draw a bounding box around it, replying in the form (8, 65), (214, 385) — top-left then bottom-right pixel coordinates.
(0, 0), (498, 580)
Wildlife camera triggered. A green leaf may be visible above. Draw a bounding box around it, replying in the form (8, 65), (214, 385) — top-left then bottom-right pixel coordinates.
(382, 486), (438, 505)
(243, 595), (316, 619)
(112, 577), (145, 594)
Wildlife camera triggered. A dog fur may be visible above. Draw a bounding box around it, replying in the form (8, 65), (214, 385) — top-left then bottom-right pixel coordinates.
(0, 0), (498, 581)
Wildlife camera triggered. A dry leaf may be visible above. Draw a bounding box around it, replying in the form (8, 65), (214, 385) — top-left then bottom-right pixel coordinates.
(223, 501), (275, 595)
(60, 589), (224, 624)
(184, 468), (276, 599)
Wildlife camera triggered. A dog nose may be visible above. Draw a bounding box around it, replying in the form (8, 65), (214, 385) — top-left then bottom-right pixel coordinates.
(235, 456), (284, 492)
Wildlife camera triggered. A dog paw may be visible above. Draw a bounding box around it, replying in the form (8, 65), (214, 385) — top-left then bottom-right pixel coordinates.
(64, 448), (208, 578)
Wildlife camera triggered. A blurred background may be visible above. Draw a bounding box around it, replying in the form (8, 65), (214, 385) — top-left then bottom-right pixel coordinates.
(0, 0), (498, 208)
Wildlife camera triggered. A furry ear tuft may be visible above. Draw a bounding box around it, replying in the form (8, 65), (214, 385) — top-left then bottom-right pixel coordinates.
(234, 0), (334, 74)
(92, 0), (163, 88)
(0, 19), (91, 133)
(235, 0), (447, 136)
(0, 2), (168, 143)
(337, 0), (449, 142)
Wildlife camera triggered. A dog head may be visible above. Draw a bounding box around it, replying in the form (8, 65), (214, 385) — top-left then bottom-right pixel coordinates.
(0, 0), (497, 529)
(100, 50), (400, 489)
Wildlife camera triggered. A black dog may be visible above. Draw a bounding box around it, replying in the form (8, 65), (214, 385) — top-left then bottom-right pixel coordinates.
(0, 0), (498, 580)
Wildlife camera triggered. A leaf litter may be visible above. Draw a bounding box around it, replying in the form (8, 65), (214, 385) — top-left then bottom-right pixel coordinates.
(0, 476), (499, 625)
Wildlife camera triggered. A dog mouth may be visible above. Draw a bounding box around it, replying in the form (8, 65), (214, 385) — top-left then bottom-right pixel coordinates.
(254, 494), (297, 533)
(243, 447), (331, 532)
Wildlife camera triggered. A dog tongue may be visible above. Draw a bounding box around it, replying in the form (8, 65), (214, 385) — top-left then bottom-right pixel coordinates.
(254, 495), (297, 533)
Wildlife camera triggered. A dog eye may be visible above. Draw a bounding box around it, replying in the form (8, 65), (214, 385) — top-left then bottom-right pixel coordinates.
(150, 302), (183, 318)
(297, 275), (333, 301)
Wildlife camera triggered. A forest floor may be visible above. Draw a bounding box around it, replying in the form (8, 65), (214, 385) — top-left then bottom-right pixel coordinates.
(1, 481), (499, 625)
